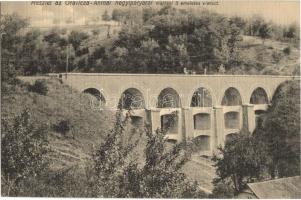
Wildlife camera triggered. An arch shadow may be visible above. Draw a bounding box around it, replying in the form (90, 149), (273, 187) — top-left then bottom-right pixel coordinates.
(157, 87), (181, 108)
(221, 87), (242, 106)
(82, 88), (106, 108)
(118, 88), (145, 110)
(250, 87), (269, 104)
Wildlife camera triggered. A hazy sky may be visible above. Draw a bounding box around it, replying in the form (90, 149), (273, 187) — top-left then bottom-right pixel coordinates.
(2, 1), (300, 27)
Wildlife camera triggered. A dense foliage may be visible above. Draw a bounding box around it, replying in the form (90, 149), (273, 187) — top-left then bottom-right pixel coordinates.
(1, 110), (49, 196)
(257, 80), (300, 178)
(90, 112), (206, 198)
(1, 14), (29, 83)
(1, 79), (207, 197)
(1, 7), (299, 76)
(212, 131), (268, 194)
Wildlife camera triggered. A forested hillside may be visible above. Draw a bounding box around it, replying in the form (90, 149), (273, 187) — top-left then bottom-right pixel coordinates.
(2, 6), (299, 76)
(1, 5), (300, 198)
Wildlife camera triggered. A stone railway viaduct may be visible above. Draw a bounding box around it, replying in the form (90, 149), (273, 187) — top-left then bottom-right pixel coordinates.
(61, 73), (299, 155)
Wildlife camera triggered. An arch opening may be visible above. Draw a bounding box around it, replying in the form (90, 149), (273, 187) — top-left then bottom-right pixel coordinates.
(161, 114), (178, 134)
(250, 87), (269, 104)
(191, 87), (212, 107)
(221, 87), (242, 106)
(119, 88), (145, 110)
(194, 113), (211, 130)
(224, 111), (240, 129)
(83, 88), (106, 107)
(192, 135), (210, 152)
(158, 88), (181, 108)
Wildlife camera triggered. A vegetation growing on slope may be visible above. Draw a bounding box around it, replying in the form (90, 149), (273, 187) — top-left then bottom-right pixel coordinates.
(1, 110), (49, 196)
(1, 78), (208, 197)
(88, 113), (207, 198)
(1, 7), (299, 76)
(2, 78), (114, 170)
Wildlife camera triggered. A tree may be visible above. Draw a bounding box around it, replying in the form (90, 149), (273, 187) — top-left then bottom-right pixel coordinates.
(99, 7), (245, 74)
(90, 111), (206, 198)
(68, 31), (89, 51)
(102, 10), (111, 21)
(212, 130), (268, 194)
(1, 110), (49, 196)
(247, 15), (264, 36)
(1, 14), (29, 83)
(43, 30), (62, 45)
(229, 16), (246, 33)
(284, 24), (297, 39)
(258, 22), (272, 44)
(259, 80), (300, 178)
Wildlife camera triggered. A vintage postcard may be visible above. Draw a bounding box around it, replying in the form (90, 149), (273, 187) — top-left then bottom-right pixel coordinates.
(1, 0), (300, 198)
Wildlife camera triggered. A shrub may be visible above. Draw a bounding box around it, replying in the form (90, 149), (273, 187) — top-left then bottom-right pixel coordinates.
(283, 46), (291, 55)
(272, 51), (283, 63)
(90, 111), (207, 198)
(1, 110), (49, 196)
(9, 166), (94, 197)
(29, 79), (48, 95)
(53, 120), (71, 136)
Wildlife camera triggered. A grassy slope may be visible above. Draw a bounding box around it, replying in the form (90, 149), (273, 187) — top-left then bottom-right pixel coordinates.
(239, 36), (300, 75)
(2, 77), (115, 170)
(2, 77), (215, 191)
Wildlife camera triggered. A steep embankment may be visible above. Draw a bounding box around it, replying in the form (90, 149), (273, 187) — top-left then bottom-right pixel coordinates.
(2, 77), (216, 192)
(2, 77), (115, 170)
(239, 36), (300, 75)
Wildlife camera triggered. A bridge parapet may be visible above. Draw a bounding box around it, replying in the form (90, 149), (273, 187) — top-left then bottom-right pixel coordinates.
(61, 73), (298, 109)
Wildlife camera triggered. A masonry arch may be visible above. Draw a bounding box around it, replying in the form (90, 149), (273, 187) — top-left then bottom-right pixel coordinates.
(250, 87), (269, 104)
(82, 88), (106, 107)
(191, 87), (213, 107)
(157, 87), (181, 108)
(221, 87), (242, 106)
(118, 88), (145, 110)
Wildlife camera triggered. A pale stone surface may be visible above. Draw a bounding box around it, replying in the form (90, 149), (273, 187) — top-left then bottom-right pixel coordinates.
(61, 73), (299, 155)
